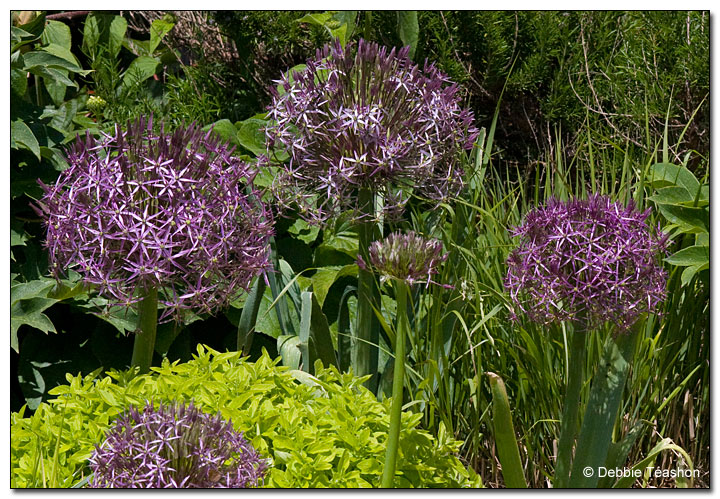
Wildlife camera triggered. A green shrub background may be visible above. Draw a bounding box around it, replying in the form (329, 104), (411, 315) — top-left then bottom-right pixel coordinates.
(11, 346), (481, 488)
(213, 11), (709, 164)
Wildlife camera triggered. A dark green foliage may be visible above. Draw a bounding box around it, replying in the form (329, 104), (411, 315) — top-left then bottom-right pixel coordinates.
(212, 11), (330, 118)
(210, 11), (709, 164)
(413, 11), (709, 163)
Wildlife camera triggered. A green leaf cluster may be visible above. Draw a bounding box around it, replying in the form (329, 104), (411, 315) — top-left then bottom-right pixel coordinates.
(11, 346), (481, 488)
(647, 161), (709, 286)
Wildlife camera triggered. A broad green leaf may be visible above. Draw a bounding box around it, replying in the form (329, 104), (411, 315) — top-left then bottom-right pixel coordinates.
(15, 11), (46, 39)
(11, 68), (28, 97)
(569, 323), (641, 487)
(397, 11), (419, 59)
(90, 306), (138, 335)
(297, 11), (356, 46)
(124, 38), (151, 57)
(648, 162), (701, 197)
(255, 286), (284, 338)
(41, 43), (81, 67)
(310, 264), (358, 307)
(11, 25), (36, 44)
(297, 12), (334, 27)
(32, 66), (77, 89)
(488, 372), (527, 488)
(598, 422), (645, 488)
(148, 16), (175, 54)
(11, 298), (58, 351)
(45, 99), (78, 132)
(22, 51), (84, 73)
(665, 245), (709, 267)
(332, 11), (357, 44)
(11, 120), (41, 160)
(236, 276), (267, 354)
(288, 218), (320, 245)
(316, 225), (358, 260)
(680, 263), (708, 287)
(336, 285), (356, 372)
(11, 228), (28, 247)
(120, 56), (160, 92)
(648, 186), (694, 206)
(202, 119), (240, 147)
(657, 203), (708, 233)
(83, 13), (127, 59)
(310, 293), (338, 367)
(298, 292), (313, 372)
(11, 280), (56, 305)
(236, 118), (269, 156)
(42, 69), (71, 106)
(277, 334), (302, 370)
(41, 20), (72, 49)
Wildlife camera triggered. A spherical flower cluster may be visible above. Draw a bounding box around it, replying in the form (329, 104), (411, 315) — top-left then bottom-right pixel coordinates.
(90, 401), (267, 488)
(265, 39), (478, 225)
(358, 231), (447, 286)
(37, 117), (273, 321)
(505, 195), (669, 331)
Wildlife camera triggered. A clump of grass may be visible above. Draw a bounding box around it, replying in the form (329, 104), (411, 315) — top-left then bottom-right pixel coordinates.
(403, 94), (708, 487)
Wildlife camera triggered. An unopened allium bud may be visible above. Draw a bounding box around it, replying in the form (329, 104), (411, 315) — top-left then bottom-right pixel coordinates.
(90, 401), (267, 488)
(87, 95), (107, 116)
(36, 116), (273, 321)
(505, 195), (669, 331)
(359, 231), (447, 286)
(265, 39), (478, 225)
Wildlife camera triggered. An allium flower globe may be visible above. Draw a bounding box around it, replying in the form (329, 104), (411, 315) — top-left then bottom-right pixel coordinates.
(505, 195), (668, 330)
(265, 39), (478, 224)
(359, 231), (447, 286)
(37, 117), (273, 320)
(90, 402), (267, 488)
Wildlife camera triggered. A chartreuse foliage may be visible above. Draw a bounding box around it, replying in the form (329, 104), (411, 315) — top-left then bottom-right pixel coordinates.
(11, 346), (481, 488)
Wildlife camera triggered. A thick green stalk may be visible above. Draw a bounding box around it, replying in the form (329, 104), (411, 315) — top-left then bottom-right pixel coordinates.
(130, 286), (158, 374)
(554, 326), (587, 488)
(354, 187), (380, 392)
(381, 279), (409, 488)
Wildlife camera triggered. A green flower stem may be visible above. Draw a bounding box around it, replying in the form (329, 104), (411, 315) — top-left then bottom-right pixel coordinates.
(381, 279), (409, 488)
(554, 325), (587, 488)
(354, 187), (380, 392)
(130, 286), (158, 374)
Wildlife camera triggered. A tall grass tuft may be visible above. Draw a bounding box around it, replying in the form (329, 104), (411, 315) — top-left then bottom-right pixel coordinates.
(400, 98), (708, 487)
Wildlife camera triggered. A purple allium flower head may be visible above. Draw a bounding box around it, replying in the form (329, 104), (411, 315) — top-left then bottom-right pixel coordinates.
(36, 117), (273, 321)
(358, 231), (448, 286)
(265, 39), (479, 225)
(89, 401), (267, 488)
(505, 195), (669, 331)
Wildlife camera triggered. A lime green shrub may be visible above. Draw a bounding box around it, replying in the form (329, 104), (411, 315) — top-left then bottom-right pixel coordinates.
(11, 345), (481, 488)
